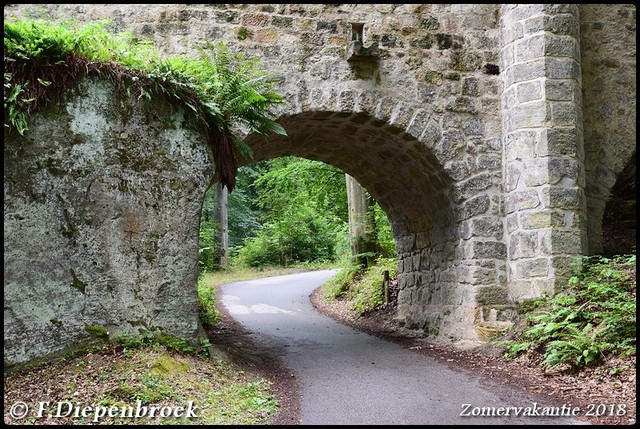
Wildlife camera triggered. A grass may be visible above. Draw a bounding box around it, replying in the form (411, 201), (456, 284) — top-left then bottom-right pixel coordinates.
(200, 260), (339, 286)
(3, 343), (277, 425)
(4, 262), (338, 425)
(320, 257), (398, 317)
(197, 261), (340, 326)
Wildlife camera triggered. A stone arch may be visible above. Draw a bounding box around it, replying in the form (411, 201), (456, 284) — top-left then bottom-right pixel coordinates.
(6, 3), (632, 363)
(579, 4), (637, 256)
(236, 83), (508, 342)
(601, 150), (637, 256)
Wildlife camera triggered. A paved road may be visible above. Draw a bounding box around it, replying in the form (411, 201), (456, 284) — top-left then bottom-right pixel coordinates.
(220, 270), (587, 425)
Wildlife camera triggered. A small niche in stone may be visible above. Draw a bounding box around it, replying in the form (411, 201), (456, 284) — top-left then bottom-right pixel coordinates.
(348, 22), (379, 61)
(351, 22), (364, 42)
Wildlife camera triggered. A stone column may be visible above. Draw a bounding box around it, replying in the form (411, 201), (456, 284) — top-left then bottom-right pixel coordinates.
(501, 4), (588, 301)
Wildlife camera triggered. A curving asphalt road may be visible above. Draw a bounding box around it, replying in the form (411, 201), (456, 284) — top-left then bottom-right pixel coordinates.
(220, 270), (587, 425)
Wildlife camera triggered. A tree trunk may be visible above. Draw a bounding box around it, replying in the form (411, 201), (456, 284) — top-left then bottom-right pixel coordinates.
(346, 174), (377, 268)
(213, 182), (229, 269)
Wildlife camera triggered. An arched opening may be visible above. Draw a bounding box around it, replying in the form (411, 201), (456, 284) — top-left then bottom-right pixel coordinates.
(200, 156), (398, 267)
(240, 110), (456, 244)
(602, 150), (636, 257)
(229, 110), (482, 340)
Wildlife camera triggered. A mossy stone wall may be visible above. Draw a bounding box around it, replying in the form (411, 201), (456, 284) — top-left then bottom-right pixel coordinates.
(4, 77), (213, 365)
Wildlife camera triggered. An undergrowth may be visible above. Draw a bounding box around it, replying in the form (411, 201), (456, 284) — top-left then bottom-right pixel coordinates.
(4, 18), (286, 189)
(497, 253), (636, 371)
(114, 331), (213, 358)
(3, 342), (278, 425)
(198, 273), (222, 327)
(322, 257), (398, 317)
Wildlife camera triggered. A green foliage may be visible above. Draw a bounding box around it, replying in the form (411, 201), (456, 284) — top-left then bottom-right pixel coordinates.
(232, 157), (350, 268)
(253, 157), (348, 222)
(197, 273), (222, 326)
(184, 40), (287, 189)
(374, 204), (396, 258)
(322, 257), (398, 317)
(348, 257), (398, 316)
(4, 18), (164, 134)
(199, 165), (266, 272)
(4, 18), (286, 190)
(236, 205), (339, 267)
(198, 239), (221, 273)
(114, 331), (211, 357)
(322, 263), (362, 300)
(199, 186), (223, 272)
(540, 324), (604, 369)
(227, 163), (267, 249)
(237, 27), (249, 41)
(110, 374), (175, 404)
(500, 254), (636, 370)
(84, 324), (109, 339)
(236, 380), (278, 416)
(3, 77), (30, 135)
(4, 18), (135, 64)
(202, 157), (396, 271)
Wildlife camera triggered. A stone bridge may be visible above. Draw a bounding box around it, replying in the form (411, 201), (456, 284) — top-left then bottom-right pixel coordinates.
(4, 4), (636, 365)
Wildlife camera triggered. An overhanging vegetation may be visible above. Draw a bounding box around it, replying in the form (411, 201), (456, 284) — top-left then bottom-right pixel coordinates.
(3, 18), (287, 191)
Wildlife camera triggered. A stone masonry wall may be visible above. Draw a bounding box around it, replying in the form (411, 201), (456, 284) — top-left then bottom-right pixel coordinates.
(3, 4), (636, 360)
(501, 4), (588, 301)
(500, 4), (636, 301)
(579, 4), (636, 255)
(4, 77), (213, 365)
(5, 4), (508, 346)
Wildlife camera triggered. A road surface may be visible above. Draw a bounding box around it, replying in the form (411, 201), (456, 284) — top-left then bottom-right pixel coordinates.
(220, 270), (587, 425)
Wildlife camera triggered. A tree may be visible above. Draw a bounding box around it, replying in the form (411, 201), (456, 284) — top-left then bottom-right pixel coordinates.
(346, 174), (378, 268)
(227, 162), (267, 249)
(212, 182), (229, 268)
(234, 157), (349, 267)
(193, 42), (288, 263)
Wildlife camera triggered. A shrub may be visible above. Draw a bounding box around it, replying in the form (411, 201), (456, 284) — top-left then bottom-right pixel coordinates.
(197, 273), (221, 326)
(235, 209), (338, 268)
(322, 263), (361, 300)
(322, 257), (398, 317)
(349, 257), (397, 316)
(500, 253), (636, 370)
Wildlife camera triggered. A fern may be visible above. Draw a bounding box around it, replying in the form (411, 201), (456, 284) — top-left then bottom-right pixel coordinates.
(4, 19), (287, 192)
(542, 324), (604, 369)
(500, 253), (636, 370)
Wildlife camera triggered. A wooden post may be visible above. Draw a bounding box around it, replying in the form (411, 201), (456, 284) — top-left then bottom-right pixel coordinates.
(382, 270), (390, 307)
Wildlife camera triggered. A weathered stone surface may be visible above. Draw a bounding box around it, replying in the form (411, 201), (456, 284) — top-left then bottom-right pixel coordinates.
(4, 77), (213, 365)
(476, 286), (509, 305)
(3, 4), (635, 358)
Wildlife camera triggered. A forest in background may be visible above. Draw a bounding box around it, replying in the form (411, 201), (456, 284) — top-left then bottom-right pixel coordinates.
(198, 156), (396, 272)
